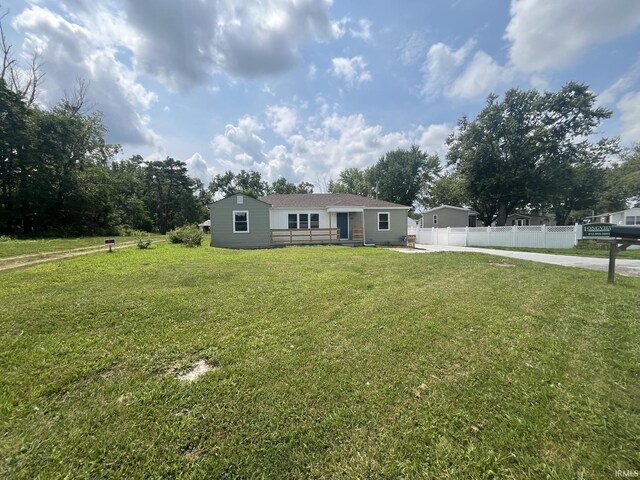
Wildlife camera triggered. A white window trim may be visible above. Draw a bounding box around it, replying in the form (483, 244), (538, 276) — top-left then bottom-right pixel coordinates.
(288, 212), (320, 229)
(378, 212), (390, 231)
(433, 214), (438, 225)
(233, 210), (250, 233)
(310, 213), (320, 229)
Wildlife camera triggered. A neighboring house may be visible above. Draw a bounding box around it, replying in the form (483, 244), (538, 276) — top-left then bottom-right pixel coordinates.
(198, 219), (211, 233)
(589, 207), (640, 225)
(421, 205), (478, 228)
(482, 213), (555, 227)
(407, 216), (418, 233)
(209, 193), (410, 248)
(422, 206), (554, 228)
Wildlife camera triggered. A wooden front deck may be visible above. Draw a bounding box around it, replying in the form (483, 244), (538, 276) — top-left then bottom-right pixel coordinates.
(271, 228), (364, 245)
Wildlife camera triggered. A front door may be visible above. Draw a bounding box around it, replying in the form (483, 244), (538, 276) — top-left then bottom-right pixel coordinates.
(337, 212), (349, 240)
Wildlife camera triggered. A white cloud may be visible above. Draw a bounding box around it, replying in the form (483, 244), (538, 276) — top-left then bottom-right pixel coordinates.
(186, 152), (216, 182)
(505, 0), (640, 73)
(414, 124), (451, 161)
(307, 63), (317, 79)
(398, 32), (429, 65)
(418, 0), (640, 104)
(617, 91), (640, 146)
(266, 105), (297, 137)
(331, 16), (349, 38)
(76, 0), (335, 90)
(420, 39), (475, 99)
(212, 116), (267, 167)
(261, 84), (276, 96)
(331, 56), (372, 85)
(13, 5), (159, 146)
(599, 60), (640, 106)
(209, 106), (452, 186)
(449, 51), (513, 100)
(350, 18), (372, 41)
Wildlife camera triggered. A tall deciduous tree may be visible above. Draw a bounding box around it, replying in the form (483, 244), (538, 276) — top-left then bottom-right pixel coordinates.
(296, 181), (314, 194)
(208, 169), (271, 199)
(607, 144), (640, 207)
(328, 168), (374, 197)
(272, 177), (297, 194)
(447, 83), (617, 225)
(420, 172), (469, 209)
(369, 145), (441, 209)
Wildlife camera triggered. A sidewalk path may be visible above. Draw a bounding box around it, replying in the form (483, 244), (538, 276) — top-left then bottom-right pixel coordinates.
(413, 244), (640, 277)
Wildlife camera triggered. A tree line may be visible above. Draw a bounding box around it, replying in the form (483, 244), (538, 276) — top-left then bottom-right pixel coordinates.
(3, 76), (639, 236)
(0, 73), (324, 236)
(2, 7), (638, 235)
(327, 83), (639, 225)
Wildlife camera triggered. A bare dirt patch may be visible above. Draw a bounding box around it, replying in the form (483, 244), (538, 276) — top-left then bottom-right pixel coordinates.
(174, 360), (218, 382)
(490, 262), (515, 267)
(391, 248), (430, 254)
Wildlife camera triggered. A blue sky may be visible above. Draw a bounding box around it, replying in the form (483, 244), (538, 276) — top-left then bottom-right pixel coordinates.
(5, 0), (640, 188)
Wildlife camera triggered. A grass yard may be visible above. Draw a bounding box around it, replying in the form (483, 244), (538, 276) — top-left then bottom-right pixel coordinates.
(1, 244), (639, 479)
(0, 236), (160, 259)
(477, 245), (640, 259)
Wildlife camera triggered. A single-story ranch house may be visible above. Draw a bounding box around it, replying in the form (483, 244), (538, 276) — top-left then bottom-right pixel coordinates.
(210, 193), (410, 248)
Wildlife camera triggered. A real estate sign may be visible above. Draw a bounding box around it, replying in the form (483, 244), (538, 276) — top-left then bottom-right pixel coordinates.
(582, 223), (614, 237)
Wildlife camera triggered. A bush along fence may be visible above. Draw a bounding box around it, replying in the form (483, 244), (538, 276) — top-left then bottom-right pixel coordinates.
(415, 225), (580, 249)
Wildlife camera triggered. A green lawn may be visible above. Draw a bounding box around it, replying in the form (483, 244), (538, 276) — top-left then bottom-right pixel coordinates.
(1, 244), (638, 479)
(476, 245), (640, 259)
(0, 236), (162, 259)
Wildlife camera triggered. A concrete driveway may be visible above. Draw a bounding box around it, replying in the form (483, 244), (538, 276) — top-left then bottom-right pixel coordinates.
(413, 244), (640, 277)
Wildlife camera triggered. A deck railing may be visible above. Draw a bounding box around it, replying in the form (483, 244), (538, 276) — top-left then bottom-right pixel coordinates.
(271, 228), (341, 245)
(352, 228), (363, 241)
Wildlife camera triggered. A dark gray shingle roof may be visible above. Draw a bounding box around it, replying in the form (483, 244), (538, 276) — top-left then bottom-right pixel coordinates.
(258, 193), (409, 209)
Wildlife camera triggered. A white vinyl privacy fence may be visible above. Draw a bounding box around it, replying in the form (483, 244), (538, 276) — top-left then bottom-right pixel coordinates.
(416, 225), (580, 249)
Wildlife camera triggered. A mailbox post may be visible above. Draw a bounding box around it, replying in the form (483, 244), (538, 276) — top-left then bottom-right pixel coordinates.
(604, 226), (640, 284)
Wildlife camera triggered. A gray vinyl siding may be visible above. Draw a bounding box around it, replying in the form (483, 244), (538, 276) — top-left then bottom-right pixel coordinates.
(422, 208), (469, 228)
(364, 209), (407, 244)
(210, 194), (272, 248)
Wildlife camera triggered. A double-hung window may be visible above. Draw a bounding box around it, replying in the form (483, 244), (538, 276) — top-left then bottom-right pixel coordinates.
(287, 213), (320, 229)
(626, 216), (640, 225)
(378, 212), (390, 231)
(233, 211), (249, 233)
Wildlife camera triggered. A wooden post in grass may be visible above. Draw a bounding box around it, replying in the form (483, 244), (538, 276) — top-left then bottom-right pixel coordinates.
(603, 237), (640, 283)
(608, 242), (617, 284)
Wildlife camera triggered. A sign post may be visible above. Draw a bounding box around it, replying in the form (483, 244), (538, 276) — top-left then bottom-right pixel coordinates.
(104, 239), (116, 253)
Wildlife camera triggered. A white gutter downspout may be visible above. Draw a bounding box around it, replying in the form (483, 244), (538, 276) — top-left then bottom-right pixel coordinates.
(362, 210), (375, 246)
